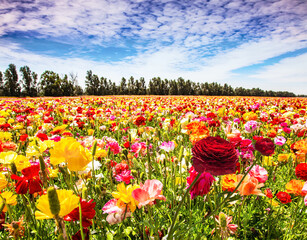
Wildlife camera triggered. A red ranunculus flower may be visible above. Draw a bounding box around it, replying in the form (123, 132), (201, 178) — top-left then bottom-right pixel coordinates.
(36, 133), (49, 141)
(276, 191), (292, 204)
(295, 163), (307, 181)
(255, 138), (275, 156)
(187, 166), (215, 199)
(64, 199), (96, 228)
(19, 134), (28, 142)
(192, 136), (238, 176)
(11, 165), (43, 194)
(134, 116), (146, 126)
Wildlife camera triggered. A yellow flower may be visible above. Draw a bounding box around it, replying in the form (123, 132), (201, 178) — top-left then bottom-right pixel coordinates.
(51, 124), (68, 134)
(0, 174), (8, 191)
(0, 191), (17, 212)
(277, 153), (290, 163)
(262, 156), (277, 166)
(49, 137), (92, 171)
(35, 189), (79, 219)
(47, 168), (59, 178)
(87, 129), (94, 135)
(0, 151), (18, 167)
(14, 155), (31, 172)
(7, 119), (14, 124)
(112, 182), (140, 213)
(95, 148), (107, 159)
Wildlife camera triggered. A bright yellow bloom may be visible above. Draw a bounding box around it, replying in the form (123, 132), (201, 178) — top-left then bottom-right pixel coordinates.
(35, 189), (79, 219)
(0, 174), (8, 191)
(49, 137), (92, 171)
(95, 148), (107, 159)
(87, 129), (94, 135)
(14, 155), (31, 172)
(285, 179), (305, 196)
(112, 182), (140, 213)
(47, 168), (59, 178)
(0, 151), (18, 167)
(51, 124), (68, 134)
(277, 153), (291, 163)
(0, 132), (12, 141)
(0, 191), (17, 212)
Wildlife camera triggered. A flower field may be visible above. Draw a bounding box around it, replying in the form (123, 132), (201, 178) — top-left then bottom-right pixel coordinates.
(0, 95), (306, 240)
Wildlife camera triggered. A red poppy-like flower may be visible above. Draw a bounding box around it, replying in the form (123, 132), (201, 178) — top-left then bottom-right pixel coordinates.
(255, 138), (275, 156)
(192, 136), (238, 176)
(295, 163), (307, 181)
(11, 165), (43, 194)
(19, 134), (28, 142)
(134, 116), (146, 126)
(36, 133), (48, 141)
(276, 191), (292, 204)
(64, 199), (96, 228)
(186, 166), (215, 199)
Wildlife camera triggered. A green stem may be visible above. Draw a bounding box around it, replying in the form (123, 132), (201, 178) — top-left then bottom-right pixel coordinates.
(167, 172), (202, 239)
(79, 201), (85, 240)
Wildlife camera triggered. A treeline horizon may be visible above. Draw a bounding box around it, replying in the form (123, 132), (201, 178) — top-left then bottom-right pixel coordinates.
(0, 63), (305, 98)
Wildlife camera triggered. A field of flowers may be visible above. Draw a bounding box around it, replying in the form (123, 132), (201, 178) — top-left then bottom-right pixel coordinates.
(0, 96), (306, 240)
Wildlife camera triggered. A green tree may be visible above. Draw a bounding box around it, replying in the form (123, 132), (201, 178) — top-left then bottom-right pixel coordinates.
(85, 70), (100, 95)
(0, 71), (4, 96)
(20, 66), (38, 97)
(39, 70), (62, 96)
(4, 64), (21, 96)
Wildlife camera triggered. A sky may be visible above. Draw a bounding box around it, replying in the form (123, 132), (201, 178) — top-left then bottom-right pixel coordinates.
(0, 0), (306, 94)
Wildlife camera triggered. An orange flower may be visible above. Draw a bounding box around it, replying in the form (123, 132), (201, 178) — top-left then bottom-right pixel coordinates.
(221, 174), (237, 192)
(185, 121), (209, 144)
(236, 174), (264, 196)
(285, 179), (305, 196)
(291, 139), (307, 162)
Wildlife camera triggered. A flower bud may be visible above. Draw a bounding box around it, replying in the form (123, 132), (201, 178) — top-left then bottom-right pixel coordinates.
(219, 212), (227, 228)
(47, 187), (61, 216)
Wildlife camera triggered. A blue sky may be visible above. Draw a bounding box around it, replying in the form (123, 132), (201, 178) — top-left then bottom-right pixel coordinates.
(0, 0), (306, 94)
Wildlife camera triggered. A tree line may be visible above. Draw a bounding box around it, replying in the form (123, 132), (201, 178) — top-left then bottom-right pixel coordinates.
(0, 64), (304, 97)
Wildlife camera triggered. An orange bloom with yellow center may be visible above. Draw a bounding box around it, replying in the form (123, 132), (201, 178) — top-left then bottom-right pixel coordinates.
(285, 179), (305, 196)
(236, 175), (264, 196)
(221, 174), (237, 192)
(291, 139), (307, 162)
(185, 121), (209, 144)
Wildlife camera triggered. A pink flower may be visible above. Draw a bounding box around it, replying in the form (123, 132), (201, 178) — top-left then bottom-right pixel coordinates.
(105, 141), (122, 155)
(115, 170), (134, 184)
(247, 165), (268, 183)
(212, 212), (238, 239)
(187, 166), (215, 199)
(244, 121), (259, 133)
(131, 180), (166, 208)
(131, 142), (147, 157)
(102, 199), (131, 225)
(159, 141), (175, 152)
(302, 182), (307, 195)
(283, 127), (291, 134)
(274, 136), (286, 146)
(304, 195), (307, 206)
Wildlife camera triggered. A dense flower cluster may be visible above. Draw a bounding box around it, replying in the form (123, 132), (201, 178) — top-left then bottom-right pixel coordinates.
(0, 96), (305, 239)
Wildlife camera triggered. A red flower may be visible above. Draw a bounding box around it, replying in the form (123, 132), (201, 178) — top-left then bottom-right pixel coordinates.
(276, 191), (292, 204)
(19, 134), (28, 142)
(64, 199), (96, 228)
(36, 133), (48, 141)
(295, 163), (307, 181)
(123, 141), (130, 149)
(11, 165), (43, 194)
(134, 116), (146, 126)
(255, 138), (275, 156)
(72, 228), (89, 240)
(187, 166), (215, 199)
(192, 136), (238, 176)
